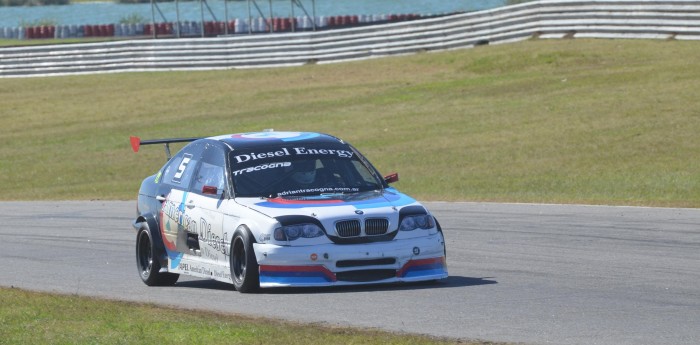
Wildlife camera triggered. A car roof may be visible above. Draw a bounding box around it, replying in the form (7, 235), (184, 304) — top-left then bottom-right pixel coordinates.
(207, 131), (346, 150)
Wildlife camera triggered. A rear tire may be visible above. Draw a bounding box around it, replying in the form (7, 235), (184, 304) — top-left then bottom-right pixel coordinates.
(136, 225), (179, 286)
(230, 227), (260, 293)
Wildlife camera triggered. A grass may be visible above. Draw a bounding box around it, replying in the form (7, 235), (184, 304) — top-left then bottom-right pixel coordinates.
(1, 38), (699, 206)
(0, 287), (481, 345)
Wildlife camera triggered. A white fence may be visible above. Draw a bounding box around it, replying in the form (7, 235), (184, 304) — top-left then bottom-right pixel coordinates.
(2, 0), (699, 78)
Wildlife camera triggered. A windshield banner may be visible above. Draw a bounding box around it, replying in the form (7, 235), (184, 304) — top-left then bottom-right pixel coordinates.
(233, 147), (353, 164)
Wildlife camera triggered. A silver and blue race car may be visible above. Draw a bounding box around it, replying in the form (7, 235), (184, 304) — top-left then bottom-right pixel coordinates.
(131, 131), (447, 293)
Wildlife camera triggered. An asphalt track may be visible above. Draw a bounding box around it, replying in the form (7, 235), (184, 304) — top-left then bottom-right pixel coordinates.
(1, 201), (698, 345)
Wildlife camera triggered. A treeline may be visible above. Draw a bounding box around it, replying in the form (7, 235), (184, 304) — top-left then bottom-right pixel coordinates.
(1, 0), (68, 5)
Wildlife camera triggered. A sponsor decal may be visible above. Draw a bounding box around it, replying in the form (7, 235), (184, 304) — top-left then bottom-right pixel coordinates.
(162, 198), (197, 235)
(232, 162), (291, 176)
(157, 195), (186, 270)
(177, 262), (232, 280)
(291, 147), (353, 158)
(233, 148), (291, 163)
(198, 218), (229, 259)
(160, 195), (229, 259)
(233, 147), (353, 164)
(277, 187), (359, 197)
(154, 170), (162, 184)
(203, 247), (220, 262)
(159, 193), (179, 251)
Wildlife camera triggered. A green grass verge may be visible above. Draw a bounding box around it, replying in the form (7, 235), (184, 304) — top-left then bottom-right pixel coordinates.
(1, 38), (699, 206)
(0, 287), (481, 345)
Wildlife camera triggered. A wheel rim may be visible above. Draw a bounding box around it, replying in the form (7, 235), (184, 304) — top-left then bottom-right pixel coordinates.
(137, 231), (152, 278)
(232, 237), (246, 283)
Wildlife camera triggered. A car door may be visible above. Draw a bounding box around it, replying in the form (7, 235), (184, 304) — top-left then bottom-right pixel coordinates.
(185, 143), (229, 265)
(158, 142), (205, 254)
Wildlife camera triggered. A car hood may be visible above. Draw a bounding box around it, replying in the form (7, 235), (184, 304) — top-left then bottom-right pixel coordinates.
(234, 188), (420, 220)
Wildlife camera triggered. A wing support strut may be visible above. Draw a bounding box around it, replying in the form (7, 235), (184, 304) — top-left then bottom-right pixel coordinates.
(130, 136), (201, 160)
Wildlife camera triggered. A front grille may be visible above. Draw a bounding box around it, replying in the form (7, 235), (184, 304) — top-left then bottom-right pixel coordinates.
(365, 218), (389, 235)
(336, 258), (396, 268)
(335, 220), (361, 237)
(327, 232), (397, 245)
(336, 269), (397, 282)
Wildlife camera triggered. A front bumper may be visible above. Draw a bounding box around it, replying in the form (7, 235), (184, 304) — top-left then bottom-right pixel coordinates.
(253, 232), (448, 287)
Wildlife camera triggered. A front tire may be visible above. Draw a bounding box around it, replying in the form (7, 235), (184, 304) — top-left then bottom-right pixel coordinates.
(136, 225), (179, 286)
(230, 226), (260, 293)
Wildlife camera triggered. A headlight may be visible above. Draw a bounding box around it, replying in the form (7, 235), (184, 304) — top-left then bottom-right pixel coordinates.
(399, 214), (435, 231)
(274, 223), (324, 241)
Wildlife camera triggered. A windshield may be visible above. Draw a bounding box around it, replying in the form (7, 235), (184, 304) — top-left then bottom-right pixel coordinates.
(229, 144), (384, 198)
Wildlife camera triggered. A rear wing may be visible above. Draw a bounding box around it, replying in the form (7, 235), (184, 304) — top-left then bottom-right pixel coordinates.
(130, 136), (201, 160)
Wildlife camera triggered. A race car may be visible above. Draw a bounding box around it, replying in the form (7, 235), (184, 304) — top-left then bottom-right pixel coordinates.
(130, 131), (447, 293)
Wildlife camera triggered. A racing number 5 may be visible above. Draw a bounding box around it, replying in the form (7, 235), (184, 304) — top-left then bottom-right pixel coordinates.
(172, 153), (193, 184)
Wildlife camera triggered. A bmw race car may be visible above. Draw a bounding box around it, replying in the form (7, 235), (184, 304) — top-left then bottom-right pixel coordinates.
(131, 131), (447, 293)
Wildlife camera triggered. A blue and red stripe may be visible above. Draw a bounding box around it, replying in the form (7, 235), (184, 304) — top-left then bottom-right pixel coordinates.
(256, 189), (416, 210)
(397, 257), (446, 278)
(259, 265), (337, 284)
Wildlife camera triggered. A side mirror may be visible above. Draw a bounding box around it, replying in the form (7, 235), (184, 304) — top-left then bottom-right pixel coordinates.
(384, 172), (399, 184)
(202, 185), (218, 195)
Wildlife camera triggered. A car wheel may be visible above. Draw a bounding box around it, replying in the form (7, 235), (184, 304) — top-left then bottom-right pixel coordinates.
(136, 226), (179, 286)
(230, 227), (260, 293)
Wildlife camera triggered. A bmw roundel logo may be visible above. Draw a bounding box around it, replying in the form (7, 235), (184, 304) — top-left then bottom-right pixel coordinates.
(355, 210), (364, 215)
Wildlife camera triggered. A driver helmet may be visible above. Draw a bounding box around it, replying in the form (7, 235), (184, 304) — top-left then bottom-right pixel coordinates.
(291, 160), (316, 184)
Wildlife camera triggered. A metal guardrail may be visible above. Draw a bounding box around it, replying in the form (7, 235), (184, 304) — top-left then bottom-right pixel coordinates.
(2, 0), (699, 78)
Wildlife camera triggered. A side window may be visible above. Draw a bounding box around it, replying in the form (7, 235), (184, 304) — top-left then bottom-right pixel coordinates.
(192, 143), (227, 197)
(160, 143), (204, 189)
(162, 153), (199, 188)
(192, 162), (225, 196)
(351, 160), (377, 185)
